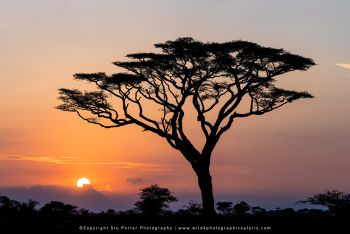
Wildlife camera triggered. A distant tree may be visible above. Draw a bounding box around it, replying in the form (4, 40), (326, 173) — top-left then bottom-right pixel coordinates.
(300, 190), (350, 216)
(79, 208), (91, 216)
(40, 201), (78, 217)
(122, 209), (137, 216)
(296, 208), (325, 217)
(98, 208), (118, 217)
(105, 209), (117, 215)
(57, 37), (315, 214)
(134, 184), (177, 215)
(0, 197), (39, 217)
(251, 206), (267, 216)
(19, 199), (39, 216)
(177, 201), (203, 216)
(272, 208), (296, 217)
(0, 196), (20, 215)
(216, 201), (233, 215)
(233, 201), (251, 215)
(0, 196), (19, 209)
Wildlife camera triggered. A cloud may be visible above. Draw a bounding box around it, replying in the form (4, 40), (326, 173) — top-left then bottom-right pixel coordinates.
(336, 64), (350, 70)
(126, 177), (146, 185)
(0, 153), (163, 169)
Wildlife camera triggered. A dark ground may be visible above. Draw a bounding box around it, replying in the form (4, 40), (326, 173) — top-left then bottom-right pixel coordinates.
(1, 213), (349, 233)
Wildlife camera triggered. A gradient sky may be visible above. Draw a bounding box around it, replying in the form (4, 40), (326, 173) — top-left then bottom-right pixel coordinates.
(0, 0), (350, 209)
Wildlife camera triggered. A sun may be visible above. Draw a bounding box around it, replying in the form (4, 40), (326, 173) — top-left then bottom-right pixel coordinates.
(76, 177), (91, 188)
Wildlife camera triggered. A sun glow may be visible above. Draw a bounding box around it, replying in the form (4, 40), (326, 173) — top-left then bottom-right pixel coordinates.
(76, 177), (91, 188)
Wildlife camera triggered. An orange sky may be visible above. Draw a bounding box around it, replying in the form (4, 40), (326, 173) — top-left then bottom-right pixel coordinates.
(0, 0), (350, 199)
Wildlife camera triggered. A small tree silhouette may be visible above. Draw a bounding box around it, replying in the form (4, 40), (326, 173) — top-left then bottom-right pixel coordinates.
(178, 201), (203, 216)
(40, 201), (78, 217)
(0, 196), (21, 216)
(216, 201), (233, 215)
(233, 201), (251, 215)
(134, 184), (177, 215)
(57, 37), (315, 214)
(300, 190), (350, 216)
(0, 196), (19, 209)
(19, 199), (40, 216)
(0, 197), (39, 217)
(251, 206), (267, 216)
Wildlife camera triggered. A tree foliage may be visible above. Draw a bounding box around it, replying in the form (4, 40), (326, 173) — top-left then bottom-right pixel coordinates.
(134, 184), (177, 215)
(233, 201), (251, 215)
(216, 201), (233, 215)
(0, 196), (39, 216)
(40, 201), (78, 217)
(300, 190), (350, 216)
(57, 37), (315, 163)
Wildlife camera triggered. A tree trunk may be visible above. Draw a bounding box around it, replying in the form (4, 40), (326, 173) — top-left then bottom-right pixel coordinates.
(196, 165), (216, 215)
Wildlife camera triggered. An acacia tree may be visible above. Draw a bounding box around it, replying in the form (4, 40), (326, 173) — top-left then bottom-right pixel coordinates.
(134, 184), (177, 215)
(57, 37), (315, 215)
(300, 190), (350, 216)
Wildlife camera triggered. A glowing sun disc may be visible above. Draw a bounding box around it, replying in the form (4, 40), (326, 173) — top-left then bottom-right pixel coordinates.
(76, 177), (91, 188)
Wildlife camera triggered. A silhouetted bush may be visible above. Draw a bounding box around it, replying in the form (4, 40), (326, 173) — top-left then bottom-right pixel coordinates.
(271, 208), (296, 217)
(251, 206), (267, 216)
(233, 201), (251, 216)
(296, 208), (326, 218)
(0, 196), (39, 217)
(176, 201), (203, 216)
(300, 190), (350, 216)
(40, 201), (78, 217)
(216, 201), (233, 215)
(134, 184), (177, 216)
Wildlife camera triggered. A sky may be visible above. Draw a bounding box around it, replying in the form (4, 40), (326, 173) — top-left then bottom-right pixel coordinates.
(0, 0), (350, 210)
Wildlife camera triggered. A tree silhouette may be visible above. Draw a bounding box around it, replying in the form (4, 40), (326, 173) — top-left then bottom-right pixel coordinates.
(0, 196), (20, 216)
(251, 206), (267, 216)
(300, 190), (350, 216)
(19, 199), (40, 216)
(57, 37), (315, 214)
(176, 201), (203, 216)
(272, 208), (296, 217)
(3, 194), (350, 233)
(134, 184), (177, 215)
(0, 196), (39, 218)
(216, 201), (233, 215)
(40, 201), (78, 217)
(233, 201), (251, 215)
